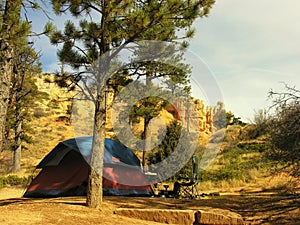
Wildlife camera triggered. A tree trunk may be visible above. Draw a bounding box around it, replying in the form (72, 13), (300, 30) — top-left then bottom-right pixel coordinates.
(142, 117), (151, 171)
(12, 75), (23, 172)
(86, 88), (106, 208)
(0, 43), (12, 152)
(13, 121), (21, 172)
(86, 0), (110, 208)
(0, 0), (22, 151)
(141, 67), (153, 170)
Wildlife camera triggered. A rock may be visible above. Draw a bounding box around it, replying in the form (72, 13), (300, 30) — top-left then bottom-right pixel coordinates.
(115, 208), (195, 225)
(115, 208), (245, 225)
(196, 209), (245, 225)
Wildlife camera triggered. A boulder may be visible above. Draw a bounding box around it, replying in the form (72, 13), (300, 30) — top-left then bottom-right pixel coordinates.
(115, 208), (195, 225)
(196, 208), (245, 225)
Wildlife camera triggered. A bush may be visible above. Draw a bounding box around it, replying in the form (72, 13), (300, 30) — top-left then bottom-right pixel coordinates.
(240, 124), (260, 140)
(0, 175), (33, 187)
(33, 108), (47, 118)
(267, 84), (300, 177)
(237, 141), (270, 152)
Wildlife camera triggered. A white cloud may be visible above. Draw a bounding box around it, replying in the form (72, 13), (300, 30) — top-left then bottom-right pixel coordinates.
(192, 0), (300, 70)
(189, 0), (300, 120)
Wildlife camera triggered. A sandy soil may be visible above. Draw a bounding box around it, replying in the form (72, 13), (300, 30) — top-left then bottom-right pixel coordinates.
(0, 187), (299, 225)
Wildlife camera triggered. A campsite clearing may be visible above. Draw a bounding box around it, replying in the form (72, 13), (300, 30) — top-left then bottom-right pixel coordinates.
(0, 189), (299, 225)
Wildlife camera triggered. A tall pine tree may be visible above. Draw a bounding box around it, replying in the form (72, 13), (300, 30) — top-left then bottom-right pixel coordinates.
(0, 0), (39, 152)
(0, 0), (23, 152)
(48, 0), (215, 208)
(8, 44), (41, 172)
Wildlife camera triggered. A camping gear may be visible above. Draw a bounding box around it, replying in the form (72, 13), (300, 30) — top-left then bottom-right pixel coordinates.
(24, 136), (153, 197)
(173, 155), (200, 199)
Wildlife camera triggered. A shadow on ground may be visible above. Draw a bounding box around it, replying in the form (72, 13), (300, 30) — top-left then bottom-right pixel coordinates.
(105, 193), (300, 224)
(0, 192), (299, 224)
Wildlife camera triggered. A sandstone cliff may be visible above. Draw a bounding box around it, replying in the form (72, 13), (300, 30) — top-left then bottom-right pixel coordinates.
(24, 74), (217, 166)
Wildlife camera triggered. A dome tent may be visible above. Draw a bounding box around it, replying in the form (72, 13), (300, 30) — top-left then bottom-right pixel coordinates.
(24, 137), (153, 197)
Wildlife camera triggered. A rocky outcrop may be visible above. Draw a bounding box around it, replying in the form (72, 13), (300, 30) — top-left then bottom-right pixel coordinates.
(115, 208), (245, 225)
(33, 75), (217, 140)
(106, 95), (215, 139)
(166, 98), (214, 135)
(34, 74), (73, 122)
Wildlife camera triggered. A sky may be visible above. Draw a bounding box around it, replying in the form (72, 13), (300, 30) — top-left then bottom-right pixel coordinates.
(29, 0), (300, 122)
(189, 0), (300, 121)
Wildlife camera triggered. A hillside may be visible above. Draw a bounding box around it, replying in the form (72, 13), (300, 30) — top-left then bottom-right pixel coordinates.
(197, 125), (298, 193)
(0, 74), (298, 195)
(3, 74), (216, 170)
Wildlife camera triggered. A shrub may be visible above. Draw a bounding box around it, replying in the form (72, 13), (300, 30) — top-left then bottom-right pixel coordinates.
(267, 83), (300, 178)
(237, 141), (270, 152)
(33, 108), (47, 118)
(0, 175), (33, 187)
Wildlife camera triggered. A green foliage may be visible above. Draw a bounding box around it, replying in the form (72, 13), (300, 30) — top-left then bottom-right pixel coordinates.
(147, 120), (200, 181)
(130, 96), (168, 127)
(4, 63), (43, 148)
(237, 141), (270, 153)
(33, 108), (47, 118)
(0, 175), (33, 187)
(0, 0), (43, 173)
(226, 111), (247, 126)
(0, 0), (27, 151)
(47, 0), (215, 77)
(120, 44), (192, 139)
(148, 120), (182, 165)
(213, 103), (247, 129)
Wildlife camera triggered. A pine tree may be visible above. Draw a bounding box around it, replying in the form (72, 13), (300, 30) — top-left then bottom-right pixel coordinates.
(0, 0), (39, 152)
(0, 1), (42, 174)
(8, 45), (41, 172)
(147, 119), (194, 181)
(118, 44), (192, 168)
(48, 0), (215, 208)
(0, 0), (23, 152)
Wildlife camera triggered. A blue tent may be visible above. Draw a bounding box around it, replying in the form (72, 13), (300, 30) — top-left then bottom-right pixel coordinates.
(24, 137), (153, 197)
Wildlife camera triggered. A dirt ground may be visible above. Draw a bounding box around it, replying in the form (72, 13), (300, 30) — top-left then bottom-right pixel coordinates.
(0, 187), (299, 225)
